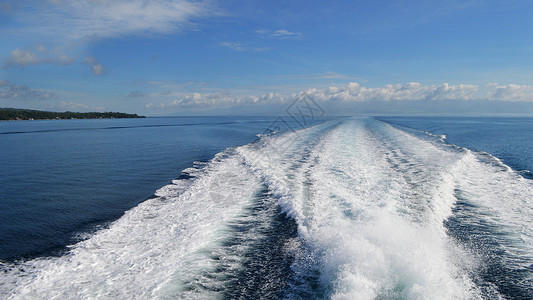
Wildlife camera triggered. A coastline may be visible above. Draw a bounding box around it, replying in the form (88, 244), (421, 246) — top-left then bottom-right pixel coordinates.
(0, 108), (144, 121)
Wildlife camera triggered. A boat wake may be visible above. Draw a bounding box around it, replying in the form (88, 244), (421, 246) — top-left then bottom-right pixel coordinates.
(2, 117), (532, 299)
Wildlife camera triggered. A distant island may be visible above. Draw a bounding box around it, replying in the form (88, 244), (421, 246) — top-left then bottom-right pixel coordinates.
(0, 108), (145, 121)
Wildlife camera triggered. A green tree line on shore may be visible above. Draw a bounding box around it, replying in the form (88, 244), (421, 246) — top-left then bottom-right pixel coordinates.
(0, 108), (145, 120)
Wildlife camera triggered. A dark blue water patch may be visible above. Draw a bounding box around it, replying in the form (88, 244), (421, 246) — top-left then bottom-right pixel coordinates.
(445, 189), (533, 299)
(220, 189), (299, 299)
(176, 184), (304, 299)
(377, 116), (533, 180)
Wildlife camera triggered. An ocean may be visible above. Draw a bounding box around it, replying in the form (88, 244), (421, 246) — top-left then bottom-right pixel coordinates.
(1, 116), (532, 299)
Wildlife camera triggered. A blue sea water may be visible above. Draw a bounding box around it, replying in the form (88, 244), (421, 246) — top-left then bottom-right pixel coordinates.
(377, 116), (533, 179)
(0, 116), (299, 261)
(1, 116), (532, 299)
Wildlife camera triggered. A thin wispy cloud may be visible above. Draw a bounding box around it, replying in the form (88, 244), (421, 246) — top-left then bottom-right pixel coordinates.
(219, 42), (245, 52)
(270, 29), (302, 39)
(256, 29), (302, 39)
(2, 0), (212, 71)
(219, 42), (269, 52)
(127, 91), (148, 98)
(16, 0), (210, 41)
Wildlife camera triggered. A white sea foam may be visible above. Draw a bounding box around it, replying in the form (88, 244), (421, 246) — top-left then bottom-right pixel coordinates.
(1, 149), (261, 299)
(453, 150), (533, 263)
(238, 118), (482, 298)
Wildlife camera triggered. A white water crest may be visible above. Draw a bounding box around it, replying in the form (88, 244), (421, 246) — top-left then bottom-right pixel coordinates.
(239, 118), (480, 299)
(1, 117), (532, 299)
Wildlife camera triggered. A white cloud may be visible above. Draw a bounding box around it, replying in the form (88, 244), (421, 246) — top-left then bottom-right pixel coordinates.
(309, 82), (479, 102)
(147, 92), (287, 110)
(219, 41), (269, 52)
(19, 0), (210, 41)
(486, 84), (533, 101)
(91, 64), (106, 76)
(4, 48), (41, 67)
(256, 29), (302, 39)
(3, 46), (75, 69)
(3, 0), (211, 70)
(144, 82), (533, 111)
(83, 56), (107, 76)
(0, 80), (54, 100)
(271, 29), (302, 39)
(219, 42), (245, 52)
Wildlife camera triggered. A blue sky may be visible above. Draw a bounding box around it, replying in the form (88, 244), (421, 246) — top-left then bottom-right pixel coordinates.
(2, 0), (533, 115)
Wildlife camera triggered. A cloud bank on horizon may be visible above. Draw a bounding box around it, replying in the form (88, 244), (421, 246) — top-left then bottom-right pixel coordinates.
(139, 82), (533, 115)
(2, 0), (533, 115)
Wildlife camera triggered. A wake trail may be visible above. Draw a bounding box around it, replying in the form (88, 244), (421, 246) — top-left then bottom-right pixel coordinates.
(2, 117), (533, 299)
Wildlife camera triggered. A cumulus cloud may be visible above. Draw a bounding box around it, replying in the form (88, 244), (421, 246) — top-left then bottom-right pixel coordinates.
(309, 82), (479, 102)
(0, 80), (54, 100)
(486, 84), (533, 101)
(147, 91), (287, 110)
(91, 64), (106, 76)
(144, 82), (533, 111)
(3, 46), (75, 69)
(83, 57), (107, 76)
